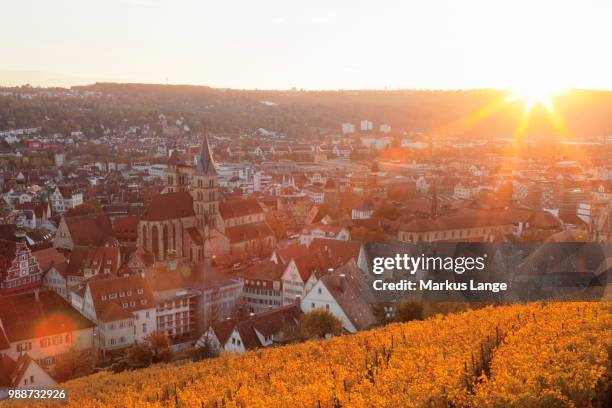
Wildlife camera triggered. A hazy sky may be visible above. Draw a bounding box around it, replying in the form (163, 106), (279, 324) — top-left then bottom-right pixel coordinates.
(2, 0), (611, 90)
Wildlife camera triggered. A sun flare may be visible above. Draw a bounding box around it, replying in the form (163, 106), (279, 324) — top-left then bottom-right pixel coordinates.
(506, 85), (567, 112)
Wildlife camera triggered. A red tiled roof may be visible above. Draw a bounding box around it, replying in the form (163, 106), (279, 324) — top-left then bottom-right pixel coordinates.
(66, 246), (120, 277)
(113, 216), (140, 240)
(32, 247), (66, 272)
(64, 213), (115, 247)
(0, 291), (95, 342)
(219, 198), (263, 220)
(88, 274), (155, 322)
(142, 192), (195, 221)
(226, 222), (274, 244)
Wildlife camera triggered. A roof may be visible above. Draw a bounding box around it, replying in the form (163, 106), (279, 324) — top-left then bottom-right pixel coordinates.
(273, 243), (308, 265)
(308, 239), (362, 267)
(528, 210), (563, 229)
(32, 247), (66, 272)
(63, 213), (115, 247)
(318, 260), (376, 331)
(226, 222), (274, 244)
(66, 246), (120, 277)
(236, 259), (284, 282)
(142, 192), (195, 221)
(113, 216), (140, 240)
(212, 304), (300, 350)
(219, 198), (263, 220)
(0, 291), (95, 342)
(195, 136), (217, 176)
(87, 274), (155, 322)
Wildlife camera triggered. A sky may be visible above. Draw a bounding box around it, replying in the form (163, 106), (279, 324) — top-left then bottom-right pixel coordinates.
(1, 0), (611, 90)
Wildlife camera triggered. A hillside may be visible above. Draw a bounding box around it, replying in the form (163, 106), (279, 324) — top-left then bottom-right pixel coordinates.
(7, 302), (611, 407)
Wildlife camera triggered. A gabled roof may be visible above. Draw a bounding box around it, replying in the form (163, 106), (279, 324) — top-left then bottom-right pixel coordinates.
(219, 198), (263, 219)
(87, 274), (155, 322)
(225, 222), (274, 244)
(32, 247), (67, 273)
(212, 304), (300, 350)
(142, 192), (195, 221)
(63, 213), (115, 247)
(66, 246), (120, 277)
(318, 260), (376, 331)
(0, 291), (95, 342)
(273, 243), (308, 265)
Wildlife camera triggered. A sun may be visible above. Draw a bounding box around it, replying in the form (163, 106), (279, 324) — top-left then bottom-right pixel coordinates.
(506, 85), (566, 112)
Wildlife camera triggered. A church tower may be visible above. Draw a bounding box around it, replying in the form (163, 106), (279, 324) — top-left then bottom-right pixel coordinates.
(192, 136), (219, 229)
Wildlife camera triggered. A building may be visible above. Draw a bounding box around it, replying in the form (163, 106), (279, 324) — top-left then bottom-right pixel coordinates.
(197, 304), (300, 354)
(341, 123), (355, 135)
(0, 290), (95, 369)
(139, 136), (229, 263)
(70, 274), (156, 354)
(352, 198), (375, 220)
(53, 213), (116, 251)
(0, 228), (43, 295)
(234, 260), (284, 314)
(300, 260), (375, 333)
(145, 264), (199, 350)
(49, 186), (83, 215)
(360, 120), (373, 132)
(298, 223), (350, 246)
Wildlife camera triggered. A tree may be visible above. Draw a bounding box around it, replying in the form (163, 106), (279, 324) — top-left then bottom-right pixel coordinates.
(54, 347), (97, 382)
(373, 203), (401, 221)
(146, 331), (173, 363)
(395, 302), (423, 323)
(65, 198), (102, 216)
(299, 309), (342, 340)
(127, 342), (153, 369)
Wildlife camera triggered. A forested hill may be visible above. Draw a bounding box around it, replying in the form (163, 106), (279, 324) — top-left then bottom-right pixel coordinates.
(2, 84), (612, 140)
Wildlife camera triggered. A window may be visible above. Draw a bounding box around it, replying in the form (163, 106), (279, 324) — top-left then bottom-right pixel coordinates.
(137, 289), (143, 294)
(318, 288), (322, 294)
(122, 303), (128, 309)
(142, 323), (147, 334)
(40, 338), (50, 348)
(311, 302), (315, 309)
(145, 311), (149, 318)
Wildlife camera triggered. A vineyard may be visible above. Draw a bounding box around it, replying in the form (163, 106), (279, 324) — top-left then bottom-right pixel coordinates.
(12, 302), (612, 407)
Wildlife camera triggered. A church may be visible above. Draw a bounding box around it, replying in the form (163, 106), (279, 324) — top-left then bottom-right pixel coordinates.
(137, 137), (230, 263)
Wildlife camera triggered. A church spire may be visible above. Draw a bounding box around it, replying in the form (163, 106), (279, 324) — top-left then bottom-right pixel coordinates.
(195, 135), (216, 176)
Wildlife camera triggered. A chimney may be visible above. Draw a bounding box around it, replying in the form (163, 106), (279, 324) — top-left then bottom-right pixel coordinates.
(295, 294), (301, 306)
(249, 312), (255, 319)
(339, 273), (346, 293)
(34, 288), (40, 302)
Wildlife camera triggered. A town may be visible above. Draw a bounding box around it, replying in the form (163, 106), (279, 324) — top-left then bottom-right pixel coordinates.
(0, 84), (610, 390)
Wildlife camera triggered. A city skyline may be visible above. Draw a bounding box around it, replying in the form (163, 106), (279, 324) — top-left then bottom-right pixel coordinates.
(2, 0), (611, 91)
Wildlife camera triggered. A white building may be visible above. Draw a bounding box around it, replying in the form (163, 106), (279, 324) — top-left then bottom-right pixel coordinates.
(379, 124), (391, 133)
(341, 123), (355, 134)
(0, 291), (95, 370)
(49, 186), (83, 214)
(70, 275), (157, 353)
(360, 120), (373, 132)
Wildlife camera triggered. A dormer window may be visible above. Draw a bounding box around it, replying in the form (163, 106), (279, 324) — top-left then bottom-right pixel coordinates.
(119, 292), (125, 297)
(101, 295), (107, 300)
(137, 289), (143, 294)
(109, 293), (117, 299)
(141, 299), (147, 305)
